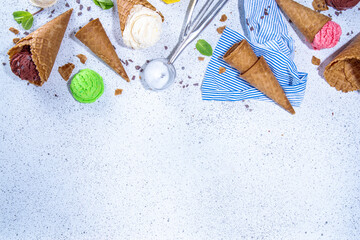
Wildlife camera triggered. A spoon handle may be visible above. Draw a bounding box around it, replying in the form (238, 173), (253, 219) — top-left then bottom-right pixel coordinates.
(182, 0), (199, 38)
(168, 0), (229, 64)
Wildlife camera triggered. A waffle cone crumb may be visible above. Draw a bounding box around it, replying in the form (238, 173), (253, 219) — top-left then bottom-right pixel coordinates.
(312, 56), (321, 65)
(220, 14), (227, 22)
(219, 67), (226, 74)
(76, 54), (87, 64)
(217, 26), (226, 34)
(13, 38), (20, 44)
(115, 89), (123, 96)
(58, 63), (75, 81)
(9, 27), (19, 35)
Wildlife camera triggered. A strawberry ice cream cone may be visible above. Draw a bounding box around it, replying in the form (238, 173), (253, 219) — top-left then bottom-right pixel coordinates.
(276, 0), (342, 50)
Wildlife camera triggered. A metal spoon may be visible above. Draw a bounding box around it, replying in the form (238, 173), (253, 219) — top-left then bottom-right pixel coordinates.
(141, 0), (229, 91)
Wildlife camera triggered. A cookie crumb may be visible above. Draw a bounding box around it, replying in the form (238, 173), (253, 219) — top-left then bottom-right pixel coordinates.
(76, 54), (87, 64)
(115, 89), (123, 96)
(219, 67), (226, 74)
(312, 0), (328, 11)
(198, 57), (205, 61)
(58, 63), (75, 81)
(9, 27), (19, 35)
(220, 14), (227, 22)
(311, 56), (321, 66)
(217, 26), (226, 34)
(13, 38), (20, 44)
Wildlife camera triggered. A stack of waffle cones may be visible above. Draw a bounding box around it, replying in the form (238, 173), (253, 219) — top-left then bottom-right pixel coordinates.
(117, 0), (164, 34)
(7, 9), (73, 86)
(75, 19), (129, 82)
(275, 0), (331, 42)
(223, 40), (295, 114)
(324, 34), (360, 92)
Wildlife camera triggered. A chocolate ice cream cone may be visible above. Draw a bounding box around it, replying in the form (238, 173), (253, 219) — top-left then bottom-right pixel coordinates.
(75, 18), (129, 82)
(117, 0), (164, 33)
(324, 34), (360, 92)
(8, 9), (73, 86)
(276, 0), (331, 42)
(224, 40), (295, 114)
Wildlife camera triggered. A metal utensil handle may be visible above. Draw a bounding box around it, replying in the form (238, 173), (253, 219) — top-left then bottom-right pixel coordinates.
(194, 0), (229, 34)
(168, 0), (229, 64)
(182, 0), (199, 38)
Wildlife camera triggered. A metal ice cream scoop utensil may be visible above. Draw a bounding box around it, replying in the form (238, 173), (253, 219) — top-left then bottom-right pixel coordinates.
(141, 0), (229, 91)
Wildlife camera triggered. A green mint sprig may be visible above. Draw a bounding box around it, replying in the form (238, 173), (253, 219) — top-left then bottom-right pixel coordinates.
(196, 39), (213, 57)
(92, 0), (114, 10)
(13, 11), (34, 30)
(13, 8), (43, 30)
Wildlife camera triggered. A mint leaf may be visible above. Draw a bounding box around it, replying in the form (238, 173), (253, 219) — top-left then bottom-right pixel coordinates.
(92, 0), (114, 10)
(22, 16), (34, 30)
(13, 11), (34, 30)
(196, 39), (213, 56)
(13, 11), (32, 23)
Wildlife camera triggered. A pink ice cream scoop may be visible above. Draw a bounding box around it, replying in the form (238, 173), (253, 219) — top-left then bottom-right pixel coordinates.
(311, 21), (342, 50)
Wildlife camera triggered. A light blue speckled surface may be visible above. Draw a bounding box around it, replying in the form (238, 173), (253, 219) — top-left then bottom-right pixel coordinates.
(0, 0), (359, 239)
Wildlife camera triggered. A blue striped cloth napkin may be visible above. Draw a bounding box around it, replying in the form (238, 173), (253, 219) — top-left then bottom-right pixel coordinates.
(201, 0), (307, 107)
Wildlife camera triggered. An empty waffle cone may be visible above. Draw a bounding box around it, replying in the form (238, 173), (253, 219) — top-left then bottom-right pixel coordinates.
(223, 40), (295, 114)
(7, 9), (73, 86)
(75, 18), (129, 82)
(241, 57), (295, 114)
(324, 34), (360, 92)
(223, 40), (258, 73)
(117, 0), (164, 33)
(276, 0), (331, 42)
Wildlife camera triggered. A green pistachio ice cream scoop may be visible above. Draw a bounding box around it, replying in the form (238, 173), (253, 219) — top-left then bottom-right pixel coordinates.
(70, 69), (104, 103)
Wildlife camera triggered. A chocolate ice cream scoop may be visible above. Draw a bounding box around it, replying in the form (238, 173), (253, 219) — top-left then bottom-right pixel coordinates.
(10, 46), (40, 83)
(325, 0), (360, 10)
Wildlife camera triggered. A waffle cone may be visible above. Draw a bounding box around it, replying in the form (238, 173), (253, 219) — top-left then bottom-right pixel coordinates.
(7, 9), (73, 86)
(224, 40), (295, 114)
(324, 34), (360, 92)
(276, 0), (331, 42)
(241, 57), (295, 114)
(117, 0), (164, 33)
(223, 40), (258, 73)
(75, 19), (129, 82)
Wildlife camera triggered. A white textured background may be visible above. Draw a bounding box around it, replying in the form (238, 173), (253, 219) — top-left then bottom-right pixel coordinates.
(0, 0), (359, 239)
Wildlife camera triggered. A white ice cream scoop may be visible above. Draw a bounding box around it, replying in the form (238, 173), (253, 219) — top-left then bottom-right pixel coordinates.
(29, 0), (57, 8)
(123, 5), (163, 50)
